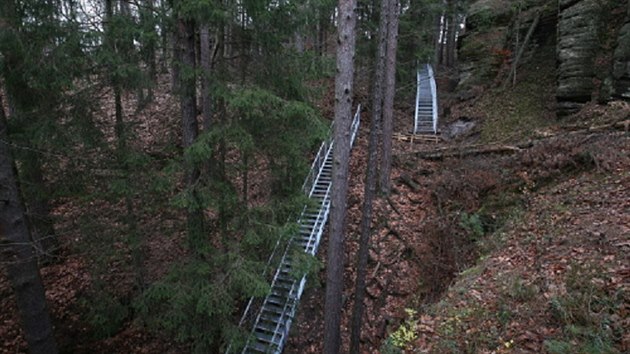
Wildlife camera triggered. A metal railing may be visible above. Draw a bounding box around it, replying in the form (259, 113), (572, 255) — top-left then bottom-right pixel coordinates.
(413, 64), (438, 134)
(228, 105), (361, 354)
(302, 104), (361, 196)
(428, 64), (438, 134)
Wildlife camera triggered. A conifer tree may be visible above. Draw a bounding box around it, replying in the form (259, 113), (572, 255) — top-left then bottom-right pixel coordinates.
(138, 0), (159, 104)
(0, 93), (59, 354)
(102, 0), (147, 291)
(324, 0), (358, 351)
(349, 0), (388, 349)
(0, 0), (61, 262)
(173, 0), (204, 249)
(379, 0), (400, 195)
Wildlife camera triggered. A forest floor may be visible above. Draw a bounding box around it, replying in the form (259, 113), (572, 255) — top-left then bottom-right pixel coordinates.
(287, 53), (629, 352)
(2, 67), (629, 354)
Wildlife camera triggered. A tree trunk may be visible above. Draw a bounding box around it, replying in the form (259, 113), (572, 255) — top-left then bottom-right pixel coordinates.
(159, 0), (170, 73)
(446, 12), (457, 67)
(200, 23), (213, 131)
(0, 93), (59, 354)
(21, 151), (58, 262)
(323, 0), (358, 351)
(171, 29), (181, 92)
(318, 15), (326, 56)
(114, 85), (124, 147)
(503, 12), (541, 88)
(379, 0), (400, 195)
(105, 0), (145, 291)
(119, 0), (130, 15)
(140, 0), (157, 103)
(433, 12), (445, 67)
(176, 15), (204, 250)
(294, 31), (305, 53)
(349, 0), (387, 348)
(0, 0), (58, 263)
(242, 153), (249, 206)
(438, 15), (447, 66)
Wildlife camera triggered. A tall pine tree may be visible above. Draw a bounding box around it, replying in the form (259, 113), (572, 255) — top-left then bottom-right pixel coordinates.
(323, 0), (358, 351)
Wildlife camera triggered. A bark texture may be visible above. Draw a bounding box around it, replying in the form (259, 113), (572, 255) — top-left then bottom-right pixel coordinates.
(0, 94), (58, 354)
(379, 0), (400, 195)
(0, 0), (58, 262)
(200, 24), (213, 131)
(323, 0), (357, 351)
(20, 151), (58, 262)
(176, 15), (204, 248)
(433, 13), (443, 65)
(503, 12), (541, 88)
(348, 0), (387, 346)
(446, 5), (457, 67)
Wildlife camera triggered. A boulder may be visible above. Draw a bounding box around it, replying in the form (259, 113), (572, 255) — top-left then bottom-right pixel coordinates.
(556, 0), (602, 116)
(612, 3), (630, 99)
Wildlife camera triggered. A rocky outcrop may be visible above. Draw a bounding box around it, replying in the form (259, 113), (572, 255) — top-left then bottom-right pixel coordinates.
(612, 2), (630, 99)
(457, 0), (554, 95)
(457, 0), (513, 91)
(455, 0), (626, 116)
(556, 0), (603, 116)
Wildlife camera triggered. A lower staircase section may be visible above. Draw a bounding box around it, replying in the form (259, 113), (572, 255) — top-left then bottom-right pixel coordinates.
(229, 106), (361, 354)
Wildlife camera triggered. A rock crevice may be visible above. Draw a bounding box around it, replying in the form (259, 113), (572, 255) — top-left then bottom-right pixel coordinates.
(612, 1), (630, 99)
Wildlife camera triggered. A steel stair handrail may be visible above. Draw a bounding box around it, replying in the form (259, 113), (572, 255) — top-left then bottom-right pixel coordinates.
(228, 105), (361, 354)
(413, 64), (438, 134)
(428, 64), (438, 134)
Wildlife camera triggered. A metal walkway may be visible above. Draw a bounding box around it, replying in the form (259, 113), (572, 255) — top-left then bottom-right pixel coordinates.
(413, 64), (438, 134)
(229, 106), (361, 354)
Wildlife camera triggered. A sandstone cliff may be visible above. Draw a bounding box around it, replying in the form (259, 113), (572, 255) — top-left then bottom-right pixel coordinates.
(455, 0), (629, 117)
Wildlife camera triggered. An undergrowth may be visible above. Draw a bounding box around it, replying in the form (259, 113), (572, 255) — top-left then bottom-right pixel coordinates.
(475, 43), (556, 143)
(399, 120), (628, 352)
(545, 264), (624, 354)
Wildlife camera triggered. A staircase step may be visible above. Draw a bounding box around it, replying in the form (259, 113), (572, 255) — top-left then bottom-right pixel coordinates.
(253, 327), (282, 345)
(244, 340), (270, 353)
(271, 287), (290, 297)
(266, 294), (286, 306)
(260, 308), (282, 321)
(254, 321), (280, 336)
(263, 302), (287, 315)
(274, 280), (294, 291)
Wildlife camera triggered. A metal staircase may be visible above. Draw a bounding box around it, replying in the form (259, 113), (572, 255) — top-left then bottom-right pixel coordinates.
(229, 105), (361, 354)
(413, 64), (438, 134)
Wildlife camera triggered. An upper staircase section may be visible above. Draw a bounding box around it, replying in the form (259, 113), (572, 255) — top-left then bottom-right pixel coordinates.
(229, 106), (361, 354)
(414, 64), (438, 134)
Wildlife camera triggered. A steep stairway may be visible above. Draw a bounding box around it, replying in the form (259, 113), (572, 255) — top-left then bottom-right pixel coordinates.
(414, 64), (438, 134)
(229, 106), (361, 354)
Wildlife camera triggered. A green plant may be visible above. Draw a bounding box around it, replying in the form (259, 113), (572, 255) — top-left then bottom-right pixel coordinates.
(545, 264), (622, 354)
(472, 8), (495, 32)
(497, 301), (513, 327)
(389, 308), (419, 349)
(289, 248), (323, 280)
(506, 275), (538, 302)
(81, 287), (129, 339)
(380, 337), (403, 354)
(135, 255), (269, 352)
(459, 212), (485, 240)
